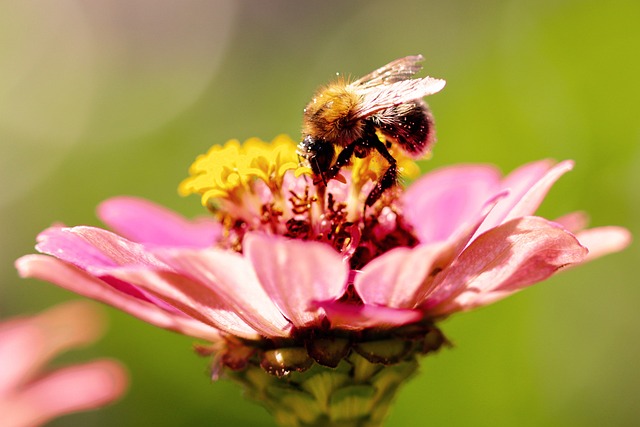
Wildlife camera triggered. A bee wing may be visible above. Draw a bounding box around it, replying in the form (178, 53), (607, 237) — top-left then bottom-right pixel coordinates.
(351, 55), (425, 88)
(353, 76), (446, 118)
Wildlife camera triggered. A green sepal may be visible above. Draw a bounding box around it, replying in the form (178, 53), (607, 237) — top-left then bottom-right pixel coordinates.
(306, 336), (351, 368)
(353, 339), (412, 364)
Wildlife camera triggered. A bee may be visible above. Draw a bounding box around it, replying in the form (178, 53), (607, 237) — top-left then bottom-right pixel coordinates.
(298, 55), (445, 207)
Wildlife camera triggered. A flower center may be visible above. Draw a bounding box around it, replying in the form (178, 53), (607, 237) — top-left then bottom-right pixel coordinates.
(180, 135), (420, 268)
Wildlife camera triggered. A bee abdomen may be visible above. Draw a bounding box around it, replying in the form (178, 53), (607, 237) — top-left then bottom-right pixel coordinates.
(372, 100), (435, 157)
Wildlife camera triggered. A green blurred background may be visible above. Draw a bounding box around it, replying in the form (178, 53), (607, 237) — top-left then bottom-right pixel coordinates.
(1, 0), (638, 425)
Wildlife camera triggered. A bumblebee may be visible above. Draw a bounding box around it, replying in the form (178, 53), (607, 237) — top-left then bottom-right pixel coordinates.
(298, 55), (445, 207)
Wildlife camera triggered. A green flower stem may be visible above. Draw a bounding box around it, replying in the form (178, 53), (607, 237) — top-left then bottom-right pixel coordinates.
(227, 351), (420, 427)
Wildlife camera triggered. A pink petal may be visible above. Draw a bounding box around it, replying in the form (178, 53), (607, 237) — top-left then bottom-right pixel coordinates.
(314, 301), (422, 330)
(35, 226), (167, 272)
(479, 160), (573, 233)
(98, 196), (221, 248)
(357, 191), (511, 310)
(403, 165), (501, 243)
(574, 226), (632, 262)
(553, 211), (590, 233)
(108, 268), (264, 339)
(35, 226), (179, 308)
(355, 242), (451, 308)
(0, 360), (127, 427)
(15, 255), (221, 342)
(502, 160), (574, 222)
(448, 189), (511, 255)
(35, 226), (117, 270)
(154, 247), (291, 338)
(424, 216), (588, 316)
(245, 233), (349, 328)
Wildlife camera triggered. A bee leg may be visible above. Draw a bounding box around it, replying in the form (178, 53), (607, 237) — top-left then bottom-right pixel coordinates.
(313, 157), (329, 186)
(365, 138), (398, 207)
(365, 164), (397, 207)
(323, 142), (358, 181)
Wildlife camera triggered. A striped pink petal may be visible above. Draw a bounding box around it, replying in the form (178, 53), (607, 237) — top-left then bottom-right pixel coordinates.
(423, 216), (588, 316)
(478, 160), (574, 233)
(107, 268), (266, 339)
(35, 226), (118, 270)
(355, 242), (450, 309)
(35, 226), (167, 272)
(245, 233), (349, 328)
(35, 226), (177, 309)
(153, 247), (291, 338)
(358, 190), (510, 310)
(403, 165), (501, 243)
(15, 255), (221, 342)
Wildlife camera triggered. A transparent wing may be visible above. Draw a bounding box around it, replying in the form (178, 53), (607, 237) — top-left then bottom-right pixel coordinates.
(354, 76), (446, 118)
(351, 55), (425, 89)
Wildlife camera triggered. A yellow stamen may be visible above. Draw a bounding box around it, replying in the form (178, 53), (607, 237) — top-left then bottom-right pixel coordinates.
(179, 135), (311, 206)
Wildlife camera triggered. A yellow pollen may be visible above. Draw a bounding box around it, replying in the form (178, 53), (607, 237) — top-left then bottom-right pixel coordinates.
(179, 135), (312, 206)
(349, 133), (421, 192)
(397, 155), (421, 179)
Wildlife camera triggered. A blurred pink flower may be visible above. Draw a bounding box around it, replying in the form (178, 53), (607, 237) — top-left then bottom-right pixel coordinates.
(0, 301), (128, 427)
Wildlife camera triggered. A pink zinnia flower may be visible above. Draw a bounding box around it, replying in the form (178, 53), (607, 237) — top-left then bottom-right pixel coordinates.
(16, 136), (630, 426)
(0, 301), (128, 427)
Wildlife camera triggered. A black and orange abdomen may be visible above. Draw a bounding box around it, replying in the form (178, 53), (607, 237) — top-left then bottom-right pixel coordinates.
(370, 100), (435, 157)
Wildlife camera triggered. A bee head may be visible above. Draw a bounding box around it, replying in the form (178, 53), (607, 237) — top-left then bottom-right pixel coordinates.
(298, 135), (335, 176)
